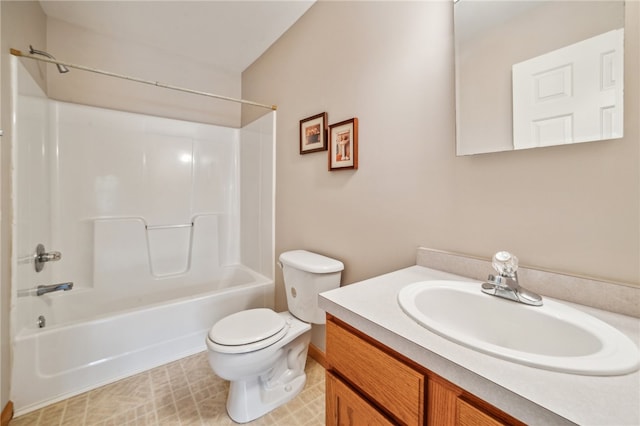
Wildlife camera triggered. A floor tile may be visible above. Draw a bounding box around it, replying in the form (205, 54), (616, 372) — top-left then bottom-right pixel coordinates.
(10, 353), (325, 426)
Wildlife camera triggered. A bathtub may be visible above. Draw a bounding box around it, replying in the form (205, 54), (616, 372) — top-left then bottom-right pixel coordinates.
(11, 265), (274, 416)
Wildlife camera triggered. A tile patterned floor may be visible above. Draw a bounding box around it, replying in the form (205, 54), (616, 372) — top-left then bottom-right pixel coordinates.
(10, 352), (325, 426)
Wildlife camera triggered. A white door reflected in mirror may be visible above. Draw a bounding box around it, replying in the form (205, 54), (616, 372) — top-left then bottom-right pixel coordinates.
(454, 1), (625, 156)
(512, 29), (624, 149)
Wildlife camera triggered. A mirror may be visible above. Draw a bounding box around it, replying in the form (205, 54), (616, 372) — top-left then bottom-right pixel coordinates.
(455, 1), (625, 156)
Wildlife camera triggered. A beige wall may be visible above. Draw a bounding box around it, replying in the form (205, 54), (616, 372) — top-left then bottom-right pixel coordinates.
(242, 0), (640, 314)
(46, 17), (242, 128)
(0, 0), (48, 413)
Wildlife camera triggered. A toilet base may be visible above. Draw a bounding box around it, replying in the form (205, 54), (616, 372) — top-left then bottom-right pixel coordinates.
(224, 331), (310, 423)
(227, 372), (307, 423)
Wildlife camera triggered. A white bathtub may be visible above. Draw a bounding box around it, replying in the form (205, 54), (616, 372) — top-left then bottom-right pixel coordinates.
(11, 265), (274, 416)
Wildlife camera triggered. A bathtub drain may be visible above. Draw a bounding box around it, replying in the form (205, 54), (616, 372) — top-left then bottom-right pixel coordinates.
(37, 315), (46, 328)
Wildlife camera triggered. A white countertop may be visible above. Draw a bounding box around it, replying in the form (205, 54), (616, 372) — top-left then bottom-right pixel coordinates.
(319, 265), (640, 426)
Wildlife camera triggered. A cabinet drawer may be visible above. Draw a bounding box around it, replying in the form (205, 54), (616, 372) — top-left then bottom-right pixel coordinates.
(326, 371), (394, 426)
(326, 319), (425, 425)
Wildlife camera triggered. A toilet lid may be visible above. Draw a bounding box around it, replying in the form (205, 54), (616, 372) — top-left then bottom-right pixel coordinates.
(208, 308), (287, 353)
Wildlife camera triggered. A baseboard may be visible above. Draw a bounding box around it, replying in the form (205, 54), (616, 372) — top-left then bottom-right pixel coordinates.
(307, 343), (327, 369)
(1, 400), (13, 426)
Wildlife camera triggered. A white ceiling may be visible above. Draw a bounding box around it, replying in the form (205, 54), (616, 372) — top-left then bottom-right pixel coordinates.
(39, 0), (315, 73)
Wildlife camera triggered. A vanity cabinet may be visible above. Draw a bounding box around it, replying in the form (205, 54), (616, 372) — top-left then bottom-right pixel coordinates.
(325, 316), (525, 426)
(326, 372), (395, 426)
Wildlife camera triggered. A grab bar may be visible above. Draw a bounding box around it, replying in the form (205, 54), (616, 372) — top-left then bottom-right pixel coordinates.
(145, 223), (193, 230)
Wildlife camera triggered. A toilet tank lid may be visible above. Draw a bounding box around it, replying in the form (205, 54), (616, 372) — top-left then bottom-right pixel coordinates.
(279, 250), (344, 273)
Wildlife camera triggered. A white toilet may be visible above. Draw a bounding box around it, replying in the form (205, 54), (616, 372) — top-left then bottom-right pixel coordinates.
(206, 250), (343, 423)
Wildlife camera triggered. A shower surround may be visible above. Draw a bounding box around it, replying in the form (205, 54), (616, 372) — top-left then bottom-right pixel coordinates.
(10, 58), (276, 415)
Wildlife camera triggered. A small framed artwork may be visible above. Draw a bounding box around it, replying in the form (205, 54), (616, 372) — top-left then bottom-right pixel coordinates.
(299, 112), (328, 154)
(329, 118), (358, 171)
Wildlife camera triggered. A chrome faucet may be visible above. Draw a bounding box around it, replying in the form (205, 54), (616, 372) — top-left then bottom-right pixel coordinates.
(481, 251), (543, 306)
(37, 282), (73, 296)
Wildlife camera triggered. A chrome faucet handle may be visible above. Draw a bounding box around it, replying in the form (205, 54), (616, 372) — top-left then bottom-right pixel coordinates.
(34, 243), (62, 272)
(492, 251), (518, 278)
(39, 251), (61, 262)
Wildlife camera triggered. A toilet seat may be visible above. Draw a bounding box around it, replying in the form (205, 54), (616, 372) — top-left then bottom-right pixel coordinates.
(208, 308), (288, 354)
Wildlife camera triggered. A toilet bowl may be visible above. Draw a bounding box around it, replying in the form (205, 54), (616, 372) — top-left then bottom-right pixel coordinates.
(206, 250), (343, 423)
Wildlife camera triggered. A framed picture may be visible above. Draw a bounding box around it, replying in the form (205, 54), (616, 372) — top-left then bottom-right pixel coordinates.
(299, 112), (328, 154)
(329, 118), (358, 171)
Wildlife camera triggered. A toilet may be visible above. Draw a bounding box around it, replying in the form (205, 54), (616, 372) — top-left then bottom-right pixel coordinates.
(206, 250), (344, 423)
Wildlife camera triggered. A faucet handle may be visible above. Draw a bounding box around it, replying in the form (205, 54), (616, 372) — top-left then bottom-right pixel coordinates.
(492, 251), (518, 277)
(38, 251), (61, 263)
(34, 243), (62, 272)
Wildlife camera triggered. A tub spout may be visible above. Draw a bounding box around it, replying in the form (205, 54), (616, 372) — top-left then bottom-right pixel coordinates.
(37, 282), (74, 296)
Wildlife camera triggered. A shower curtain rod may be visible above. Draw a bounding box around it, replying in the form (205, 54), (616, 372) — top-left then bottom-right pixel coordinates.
(10, 48), (277, 111)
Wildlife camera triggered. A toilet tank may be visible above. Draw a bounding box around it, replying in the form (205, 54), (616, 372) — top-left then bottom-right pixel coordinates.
(279, 250), (344, 324)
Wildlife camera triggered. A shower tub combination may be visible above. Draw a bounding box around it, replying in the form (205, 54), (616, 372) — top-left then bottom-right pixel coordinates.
(11, 57), (276, 415)
(12, 266), (273, 414)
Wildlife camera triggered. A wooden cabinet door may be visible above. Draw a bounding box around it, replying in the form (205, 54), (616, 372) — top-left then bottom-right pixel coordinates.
(326, 371), (394, 426)
(326, 316), (523, 426)
(427, 379), (458, 425)
(327, 319), (425, 425)
(427, 379), (510, 426)
(457, 399), (508, 426)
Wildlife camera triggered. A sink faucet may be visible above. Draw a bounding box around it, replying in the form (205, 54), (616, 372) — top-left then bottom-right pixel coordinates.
(481, 251), (543, 306)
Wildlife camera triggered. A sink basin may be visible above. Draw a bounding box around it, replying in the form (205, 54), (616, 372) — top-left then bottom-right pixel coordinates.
(398, 280), (640, 376)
